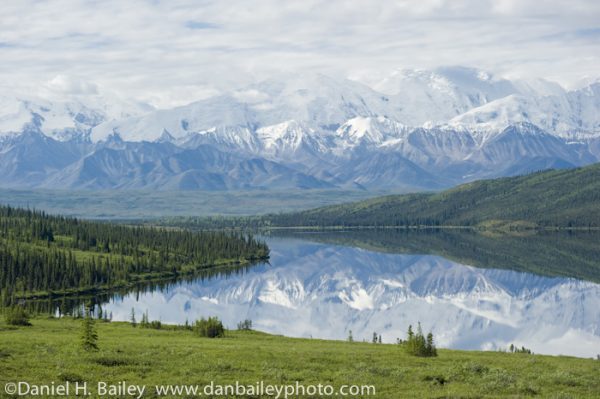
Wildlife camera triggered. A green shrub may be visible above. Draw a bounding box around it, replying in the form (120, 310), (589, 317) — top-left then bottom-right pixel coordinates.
(94, 357), (131, 367)
(237, 319), (252, 330)
(4, 306), (31, 326)
(195, 317), (225, 338)
(142, 320), (162, 329)
(402, 323), (437, 357)
(58, 372), (85, 383)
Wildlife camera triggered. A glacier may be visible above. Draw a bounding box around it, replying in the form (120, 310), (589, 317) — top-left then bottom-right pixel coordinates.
(0, 67), (599, 190)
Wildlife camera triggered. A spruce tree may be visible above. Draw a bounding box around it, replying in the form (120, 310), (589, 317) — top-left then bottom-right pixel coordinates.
(426, 332), (437, 356)
(81, 309), (98, 352)
(130, 308), (137, 327)
(404, 323), (437, 357)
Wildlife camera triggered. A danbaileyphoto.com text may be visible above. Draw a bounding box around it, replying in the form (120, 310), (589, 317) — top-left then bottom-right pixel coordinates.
(4, 381), (377, 398)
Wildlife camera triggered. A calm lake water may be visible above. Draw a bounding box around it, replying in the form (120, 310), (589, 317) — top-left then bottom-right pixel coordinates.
(101, 231), (600, 358)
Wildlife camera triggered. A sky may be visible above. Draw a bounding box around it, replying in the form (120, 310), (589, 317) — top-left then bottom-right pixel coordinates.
(0, 0), (599, 108)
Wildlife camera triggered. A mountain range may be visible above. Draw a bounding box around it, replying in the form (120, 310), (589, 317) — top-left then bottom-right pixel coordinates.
(1, 66), (599, 191)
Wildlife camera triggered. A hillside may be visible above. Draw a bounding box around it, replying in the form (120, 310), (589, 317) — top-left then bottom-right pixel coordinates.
(253, 163), (600, 228)
(0, 206), (268, 303)
(0, 317), (598, 398)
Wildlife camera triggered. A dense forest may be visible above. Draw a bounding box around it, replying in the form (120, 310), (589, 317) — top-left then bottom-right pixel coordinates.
(154, 163), (600, 229)
(0, 205), (268, 303)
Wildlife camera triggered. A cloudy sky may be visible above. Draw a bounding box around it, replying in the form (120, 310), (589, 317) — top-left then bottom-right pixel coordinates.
(1, 0), (599, 108)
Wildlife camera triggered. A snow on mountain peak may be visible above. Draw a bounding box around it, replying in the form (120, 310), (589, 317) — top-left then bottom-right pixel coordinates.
(1, 67), (599, 191)
(336, 116), (409, 146)
(0, 88), (153, 142)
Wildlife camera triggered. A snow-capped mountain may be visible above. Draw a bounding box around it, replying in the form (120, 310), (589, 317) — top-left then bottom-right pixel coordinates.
(0, 67), (599, 191)
(103, 237), (600, 357)
(0, 91), (153, 142)
(449, 83), (600, 136)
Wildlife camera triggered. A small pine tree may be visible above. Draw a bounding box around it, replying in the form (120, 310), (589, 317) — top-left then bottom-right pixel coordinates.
(140, 310), (149, 327)
(347, 330), (354, 342)
(403, 323), (437, 357)
(237, 319), (253, 330)
(372, 332), (378, 343)
(130, 308), (137, 327)
(378, 334), (382, 344)
(81, 309), (98, 352)
(195, 317), (225, 338)
(426, 332), (437, 356)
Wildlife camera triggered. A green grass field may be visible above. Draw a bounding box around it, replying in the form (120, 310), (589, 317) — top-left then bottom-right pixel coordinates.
(1, 317), (599, 398)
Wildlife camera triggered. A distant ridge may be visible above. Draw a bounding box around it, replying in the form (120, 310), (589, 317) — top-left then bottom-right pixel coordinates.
(265, 163), (600, 228)
(166, 163), (600, 229)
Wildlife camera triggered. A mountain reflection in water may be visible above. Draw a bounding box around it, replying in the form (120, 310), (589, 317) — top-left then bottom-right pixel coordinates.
(101, 232), (600, 358)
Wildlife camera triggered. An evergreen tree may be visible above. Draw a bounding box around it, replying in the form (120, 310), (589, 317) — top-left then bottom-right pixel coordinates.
(130, 308), (137, 327)
(237, 319), (252, 330)
(0, 204), (269, 301)
(403, 323), (437, 357)
(195, 317), (225, 338)
(426, 332), (437, 356)
(81, 309), (98, 352)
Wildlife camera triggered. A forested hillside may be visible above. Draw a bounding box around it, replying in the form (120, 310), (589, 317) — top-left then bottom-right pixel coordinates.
(0, 206), (268, 303)
(161, 163), (600, 229)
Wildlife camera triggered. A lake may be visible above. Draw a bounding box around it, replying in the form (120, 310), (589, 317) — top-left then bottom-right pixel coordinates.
(98, 230), (600, 358)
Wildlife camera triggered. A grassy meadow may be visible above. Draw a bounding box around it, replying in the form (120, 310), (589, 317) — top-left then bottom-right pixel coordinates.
(1, 317), (599, 398)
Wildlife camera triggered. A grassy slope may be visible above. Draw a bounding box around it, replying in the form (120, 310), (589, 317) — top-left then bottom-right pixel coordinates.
(265, 163), (600, 228)
(1, 318), (599, 398)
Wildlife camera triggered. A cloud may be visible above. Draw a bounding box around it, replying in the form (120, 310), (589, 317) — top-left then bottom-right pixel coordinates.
(232, 89), (270, 104)
(43, 75), (99, 95)
(0, 0), (598, 107)
(185, 21), (219, 30)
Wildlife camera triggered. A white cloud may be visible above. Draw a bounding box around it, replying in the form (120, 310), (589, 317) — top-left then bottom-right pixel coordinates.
(232, 89), (270, 104)
(0, 0), (598, 107)
(43, 75), (98, 95)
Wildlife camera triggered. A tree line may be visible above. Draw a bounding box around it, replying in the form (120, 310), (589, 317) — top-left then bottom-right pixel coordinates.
(0, 205), (268, 303)
(150, 163), (600, 230)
